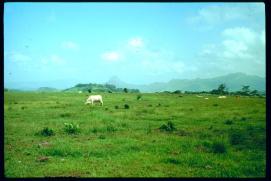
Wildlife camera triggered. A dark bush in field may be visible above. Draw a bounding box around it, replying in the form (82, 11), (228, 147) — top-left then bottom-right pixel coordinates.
(163, 158), (181, 164)
(148, 104), (152, 107)
(115, 105), (119, 109)
(229, 126), (265, 150)
(60, 113), (72, 118)
(98, 135), (106, 139)
(200, 140), (227, 153)
(21, 106), (26, 110)
(106, 125), (117, 132)
(64, 123), (80, 134)
(124, 104), (130, 109)
(39, 127), (55, 137)
(92, 128), (98, 134)
(240, 117), (247, 121)
(157, 103), (161, 107)
(172, 90), (182, 94)
(224, 119), (233, 125)
(213, 104), (218, 107)
(211, 141), (227, 153)
(159, 121), (176, 132)
(137, 95), (142, 100)
(105, 107), (108, 111)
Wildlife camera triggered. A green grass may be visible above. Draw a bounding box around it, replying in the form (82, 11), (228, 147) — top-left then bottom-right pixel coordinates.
(4, 92), (266, 177)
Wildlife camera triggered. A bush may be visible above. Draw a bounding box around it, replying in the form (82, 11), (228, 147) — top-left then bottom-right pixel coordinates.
(124, 104), (130, 109)
(40, 127), (55, 137)
(60, 113), (71, 118)
(92, 128), (98, 134)
(211, 141), (227, 153)
(137, 95), (142, 100)
(64, 123), (80, 134)
(159, 121), (176, 132)
(224, 119), (233, 125)
(213, 104), (218, 107)
(98, 135), (106, 139)
(172, 90), (182, 94)
(115, 105), (119, 109)
(106, 125), (116, 132)
(163, 158), (181, 164)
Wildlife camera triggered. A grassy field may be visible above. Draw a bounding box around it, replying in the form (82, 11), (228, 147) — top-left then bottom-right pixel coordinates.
(4, 92), (266, 177)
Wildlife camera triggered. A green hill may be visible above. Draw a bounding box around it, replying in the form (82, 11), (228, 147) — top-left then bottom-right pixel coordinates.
(63, 83), (140, 93)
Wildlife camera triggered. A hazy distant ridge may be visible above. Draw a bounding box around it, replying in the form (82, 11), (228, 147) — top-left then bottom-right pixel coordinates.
(107, 72), (265, 92)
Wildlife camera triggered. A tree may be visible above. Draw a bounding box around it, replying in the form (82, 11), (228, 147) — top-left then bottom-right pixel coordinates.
(241, 85), (250, 95)
(123, 88), (128, 93)
(250, 90), (259, 96)
(210, 84), (228, 95)
(88, 89), (92, 93)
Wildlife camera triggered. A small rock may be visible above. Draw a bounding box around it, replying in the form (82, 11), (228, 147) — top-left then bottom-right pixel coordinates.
(37, 156), (49, 162)
(205, 165), (212, 169)
(38, 141), (50, 147)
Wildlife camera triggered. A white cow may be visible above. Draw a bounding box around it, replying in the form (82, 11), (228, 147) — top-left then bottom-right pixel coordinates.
(218, 96), (227, 99)
(85, 95), (103, 106)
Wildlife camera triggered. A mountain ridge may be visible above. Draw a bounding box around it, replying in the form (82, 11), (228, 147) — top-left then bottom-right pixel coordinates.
(106, 72), (265, 92)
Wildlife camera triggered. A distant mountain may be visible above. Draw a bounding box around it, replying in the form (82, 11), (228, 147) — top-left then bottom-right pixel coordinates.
(37, 87), (59, 92)
(63, 82), (140, 93)
(106, 73), (265, 92)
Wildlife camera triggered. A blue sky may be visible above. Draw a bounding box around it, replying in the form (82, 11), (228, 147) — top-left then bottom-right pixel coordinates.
(4, 3), (265, 89)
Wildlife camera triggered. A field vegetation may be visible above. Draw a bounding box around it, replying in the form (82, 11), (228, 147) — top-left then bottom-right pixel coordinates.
(4, 92), (266, 177)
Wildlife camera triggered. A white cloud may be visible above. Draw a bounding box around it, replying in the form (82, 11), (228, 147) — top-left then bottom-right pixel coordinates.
(41, 55), (66, 65)
(222, 27), (257, 44)
(198, 26), (265, 76)
(128, 37), (144, 48)
(61, 41), (79, 51)
(51, 55), (65, 64)
(186, 4), (264, 29)
(5, 51), (31, 62)
(101, 51), (121, 62)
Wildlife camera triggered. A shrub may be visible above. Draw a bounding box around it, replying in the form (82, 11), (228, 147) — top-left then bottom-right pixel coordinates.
(172, 90), (182, 94)
(163, 158), (181, 164)
(148, 104), (152, 107)
(137, 95), (142, 100)
(98, 135), (106, 139)
(213, 104), (218, 107)
(115, 105), (119, 109)
(240, 117), (247, 121)
(92, 128), (98, 134)
(60, 113), (71, 118)
(106, 125), (116, 132)
(229, 131), (246, 146)
(64, 123), (80, 134)
(224, 119), (233, 125)
(124, 104), (130, 109)
(159, 121), (176, 132)
(211, 141), (227, 153)
(39, 127), (55, 137)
